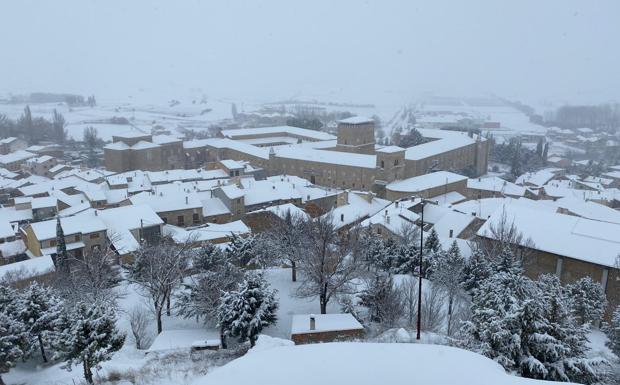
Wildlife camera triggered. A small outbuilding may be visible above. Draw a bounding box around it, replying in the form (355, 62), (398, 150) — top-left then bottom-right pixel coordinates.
(290, 313), (364, 345)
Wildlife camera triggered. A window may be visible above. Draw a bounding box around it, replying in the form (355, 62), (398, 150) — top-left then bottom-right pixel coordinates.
(50, 240), (57, 247)
(192, 213), (200, 224)
(394, 159), (399, 166)
(381, 160), (385, 169)
(89, 233), (100, 239)
(177, 215), (184, 226)
(74, 235), (80, 242)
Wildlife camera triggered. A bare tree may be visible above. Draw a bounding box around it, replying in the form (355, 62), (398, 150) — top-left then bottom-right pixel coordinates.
(69, 242), (122, 305)
(296, 214), (361, 314)
(129, 305), (153, 350)
(398, 275), (418, 327)
(421, 281), (446, 333)
(263, 209), (306, 281)
(125, 238), (191, 334)
(475, 208), (535, 267)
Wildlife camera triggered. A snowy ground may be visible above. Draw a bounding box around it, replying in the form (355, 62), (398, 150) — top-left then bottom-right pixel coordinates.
(6, 268), (618, 385)
(5, 268), (339, 385)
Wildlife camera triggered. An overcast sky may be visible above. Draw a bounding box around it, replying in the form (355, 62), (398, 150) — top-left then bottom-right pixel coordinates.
(1, 0), (618, 105)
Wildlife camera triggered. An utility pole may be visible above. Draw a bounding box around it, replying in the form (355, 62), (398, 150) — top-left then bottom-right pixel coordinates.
(416, 200), (425, 340)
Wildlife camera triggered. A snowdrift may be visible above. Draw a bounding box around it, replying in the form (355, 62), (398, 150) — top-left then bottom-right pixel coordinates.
(193, 341), (577, 385)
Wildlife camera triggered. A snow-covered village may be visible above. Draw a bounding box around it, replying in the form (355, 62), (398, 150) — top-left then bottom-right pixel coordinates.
(1, 1), (620, 385)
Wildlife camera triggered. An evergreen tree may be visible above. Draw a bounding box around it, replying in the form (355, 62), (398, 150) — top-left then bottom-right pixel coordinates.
(16, 283), (64, 362)
(565, 277), (607, 325)
(422, 228), (442, 276)
(433, 241), (465, 335)
(56, 217), (69, 275)
(359, 272), (403, 327)
(0, 311), (27, 385)
(392, 240), (420, 275)
(493, 245), (523, 275)
(52, 109), (67, 144)
(217, 273), (278, 347)
(226, 234), (258, 267)
(19, 105), (33, 144)
(459, 270), (537, 370)
(604, 305), (620, 356)
(532, 274), (603, 384)
(461, 248), (492, 293)
(55, 302), (125, 384)
(542, 142), (549, 165)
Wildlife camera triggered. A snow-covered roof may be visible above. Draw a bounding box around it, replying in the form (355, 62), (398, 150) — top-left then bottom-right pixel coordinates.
(250, 203), (310, 221)
(221, 126), (335, 141)
(30, 212), (106, 240)
(184, 138), (270, 160)
(515, 168), (561, 187)
(201, 197), (231, 217)
(467, 177), (526, 197)
(147, 329), (220, 353)
(291, 313), (363, 335)
(429, 191), (467, 206)
(337, 116), (374, 125)
(405, 129), (481, 160)
(360, 198), (420, 235)
(239, 179), (302, 206)
(0, 255), (55, 282)
(152, 134), (182, 145)
(219, 184), (245, 200)
(328, 193), (391, 230)
(96, 204), (163, 231)
(274, 146), (377, 169)
(220, 159), (244, 170)
(0, 150), (35, 164)
(0, 219), (15, 239)
(0, 239), (26, 258)
(376, 145), (405, 154)
(477, 204), (620, 268)
(387, 171), (467, 193)
(163, 220), (250, 243)
(129, 191), (203, 213)
(131, 140), (160, 150)
(104, 141), (130, 150)
(31, 197), (57, 209)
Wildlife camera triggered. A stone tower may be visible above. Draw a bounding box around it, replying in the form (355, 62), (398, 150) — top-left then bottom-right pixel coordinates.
(336, 116), (375, 155)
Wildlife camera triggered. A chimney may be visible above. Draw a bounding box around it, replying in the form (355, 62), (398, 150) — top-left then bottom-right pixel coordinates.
(185, 196), (189, 204)
(94, 210), (98, 216)
(449, 229), (453, 238)
(395, 201), (399, 208)
(386, 216), (390, 224)
(340, 213), (344, 222)
(309, 315), (316, 331)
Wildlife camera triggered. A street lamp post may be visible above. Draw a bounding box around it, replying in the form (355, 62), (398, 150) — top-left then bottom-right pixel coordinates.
(416, 200), (425, 340)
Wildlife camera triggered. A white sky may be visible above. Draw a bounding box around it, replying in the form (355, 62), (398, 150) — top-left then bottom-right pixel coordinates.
(0, 0), (618, 105)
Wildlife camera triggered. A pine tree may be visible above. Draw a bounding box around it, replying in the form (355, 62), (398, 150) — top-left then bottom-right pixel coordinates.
(531, 274), (603, 384)
(0, 311), (27, 385)
(359, 272), (403, 327)
(493, 245), (523, 275)
(565, 277), (607, 325)
(19, 105), (33, 144)
(459, 270), (536, 370)
(56, 302), (125, 384)
(604, 305), (620, 356)
(217, 273), (278, 347)
(433, 241), (465, 335)
(461, 248), (491, 293)
(422, 228), (442, 277)
(56, 217), (69, 275)
(226, 234), (258, 267)
(16, 282), (64, 362)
